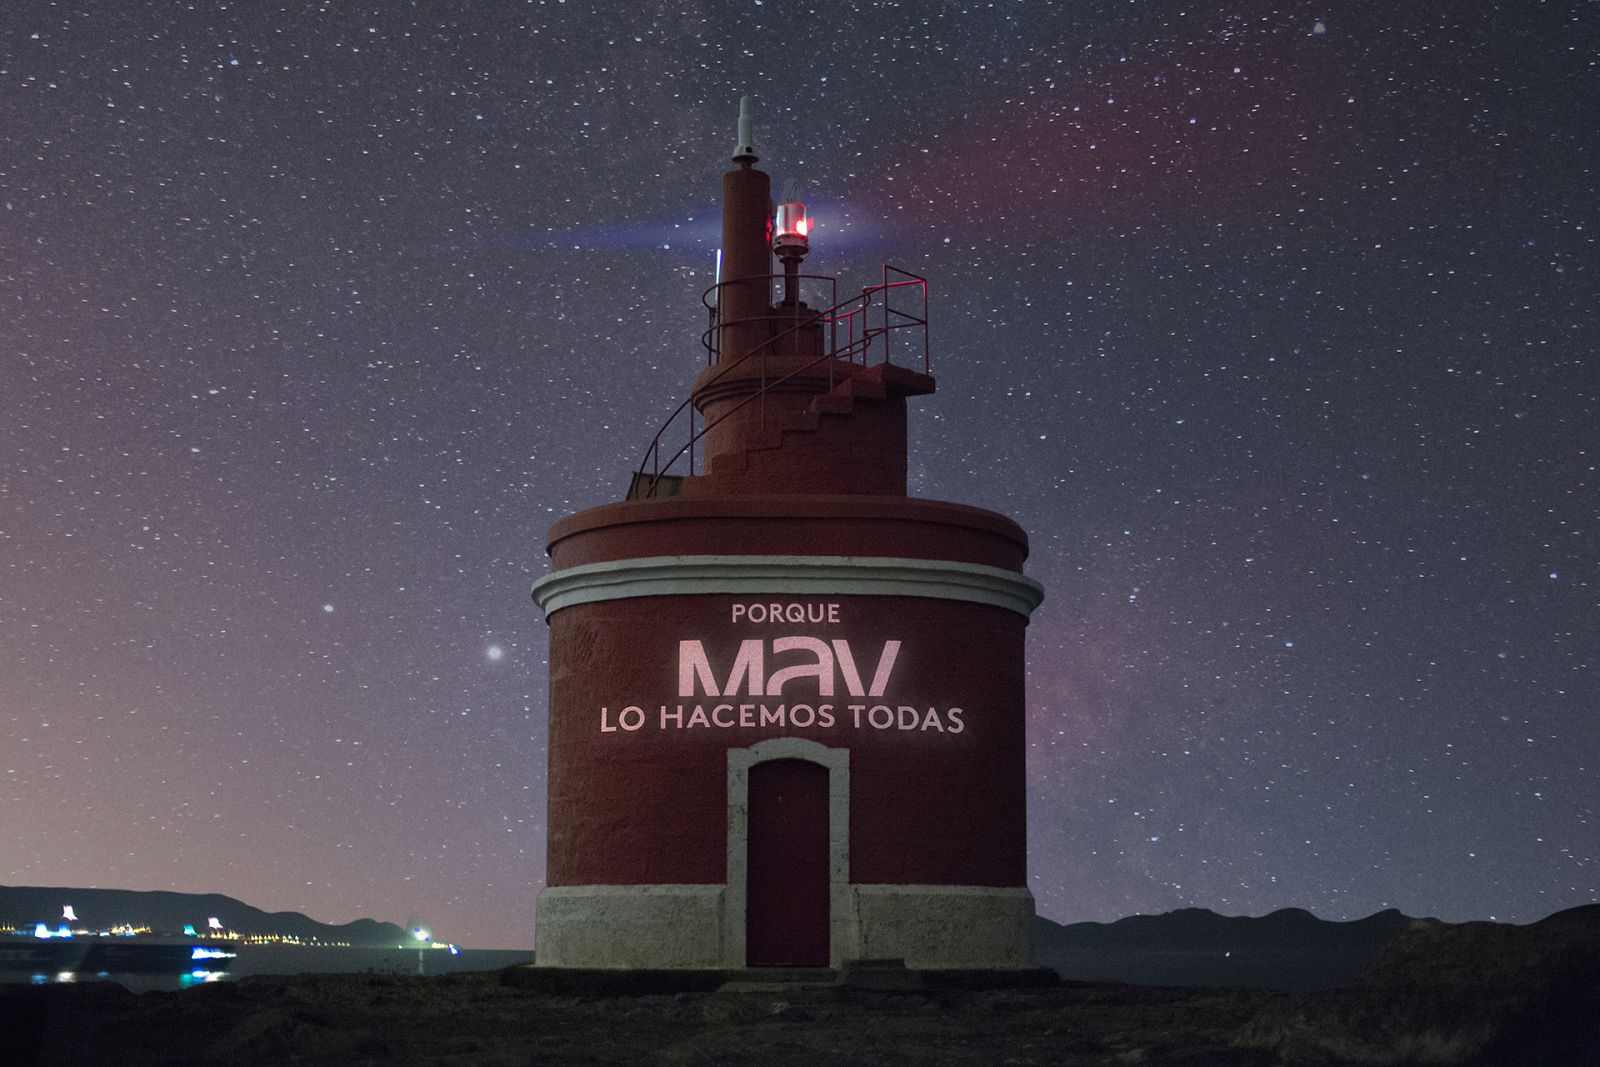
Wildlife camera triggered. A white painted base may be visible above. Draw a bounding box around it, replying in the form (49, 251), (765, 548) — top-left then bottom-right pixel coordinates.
(535, 884), (725, 969)
(850, 884), (1035, 969)
(535, 882), (1035, 970)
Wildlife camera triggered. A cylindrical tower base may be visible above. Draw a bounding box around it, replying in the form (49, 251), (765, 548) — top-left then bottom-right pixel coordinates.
(532, 496), (1043, 970)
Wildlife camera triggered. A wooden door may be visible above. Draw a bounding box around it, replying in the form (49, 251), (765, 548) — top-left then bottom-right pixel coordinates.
(745, 759), (830, 966)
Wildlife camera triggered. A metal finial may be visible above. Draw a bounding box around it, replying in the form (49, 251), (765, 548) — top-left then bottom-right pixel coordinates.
(732, 95), (758, 164)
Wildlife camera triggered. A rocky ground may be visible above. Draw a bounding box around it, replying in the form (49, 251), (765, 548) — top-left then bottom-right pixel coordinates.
(0, 972), (1346, 1067)
(4, 912), (1597, 1066)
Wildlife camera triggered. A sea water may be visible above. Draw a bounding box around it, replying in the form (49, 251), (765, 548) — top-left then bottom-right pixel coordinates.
(0, 944), (535, 992)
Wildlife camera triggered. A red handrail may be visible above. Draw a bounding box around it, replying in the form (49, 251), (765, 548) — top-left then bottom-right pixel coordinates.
(635, 266), (929, 498)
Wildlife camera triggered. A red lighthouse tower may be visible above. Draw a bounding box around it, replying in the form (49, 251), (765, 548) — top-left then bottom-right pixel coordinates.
(531, 100), (1043, 970)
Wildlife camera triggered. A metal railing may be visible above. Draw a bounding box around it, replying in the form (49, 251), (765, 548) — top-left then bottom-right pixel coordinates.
(633, 266), (928, 498)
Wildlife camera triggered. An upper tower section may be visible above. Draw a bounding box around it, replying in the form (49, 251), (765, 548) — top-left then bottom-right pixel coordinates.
(635, 99), (936, 500)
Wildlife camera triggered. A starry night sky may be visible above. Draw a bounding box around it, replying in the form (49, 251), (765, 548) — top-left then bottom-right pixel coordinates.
(3, 1), (1594, 949)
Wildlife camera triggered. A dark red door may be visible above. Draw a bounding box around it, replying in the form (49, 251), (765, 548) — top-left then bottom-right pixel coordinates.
(745, 758), (830, 967)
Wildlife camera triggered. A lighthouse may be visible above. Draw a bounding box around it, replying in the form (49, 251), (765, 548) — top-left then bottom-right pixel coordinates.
(531, 100), (1044, 970)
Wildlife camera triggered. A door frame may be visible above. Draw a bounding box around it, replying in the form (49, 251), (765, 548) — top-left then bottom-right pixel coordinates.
(725, 737), (851, 968)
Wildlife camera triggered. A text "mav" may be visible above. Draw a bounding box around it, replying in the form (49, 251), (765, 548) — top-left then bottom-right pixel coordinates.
(679, 638), (902, 698)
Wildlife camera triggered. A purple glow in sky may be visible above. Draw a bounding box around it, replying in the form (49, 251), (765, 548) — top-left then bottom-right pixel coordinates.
(2, 1), (1594, 947)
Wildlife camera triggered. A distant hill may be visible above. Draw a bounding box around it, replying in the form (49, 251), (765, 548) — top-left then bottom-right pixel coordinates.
(1034, 906), (1419, 990)
(1360, 903), (1600, 990)
(0, 885), (409, 947)
(1035, 904), (1600, 990)
(1237, 904), (1600, 1062)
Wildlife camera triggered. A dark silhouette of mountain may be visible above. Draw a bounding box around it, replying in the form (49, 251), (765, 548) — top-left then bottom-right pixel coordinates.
(6, 908), (1597, 1065)
(1033, 905), (1419, 989)
(0, 885), (408, 947)
(1360, 902), (1600, 989)
(1236, 903), (1600, 1063)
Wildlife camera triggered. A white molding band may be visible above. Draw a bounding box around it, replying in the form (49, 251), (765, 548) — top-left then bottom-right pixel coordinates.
(532, 554), (1045, 619)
